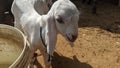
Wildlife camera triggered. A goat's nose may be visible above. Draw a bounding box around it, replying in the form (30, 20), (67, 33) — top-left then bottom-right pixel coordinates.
(71, 35), (77, 42)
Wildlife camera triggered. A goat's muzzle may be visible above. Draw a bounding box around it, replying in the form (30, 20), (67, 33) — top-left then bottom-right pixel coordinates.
(71, 35), (77, 42)
(66, 35), (77, 42)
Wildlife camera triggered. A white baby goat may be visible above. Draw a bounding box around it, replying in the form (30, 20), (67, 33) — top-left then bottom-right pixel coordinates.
(11, 0), (79, 68)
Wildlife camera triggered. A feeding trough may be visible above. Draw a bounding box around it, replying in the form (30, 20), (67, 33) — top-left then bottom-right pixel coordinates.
(0, 24), (31, 68)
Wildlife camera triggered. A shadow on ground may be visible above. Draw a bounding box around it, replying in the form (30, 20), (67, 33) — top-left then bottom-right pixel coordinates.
(51, 52), (92, 68)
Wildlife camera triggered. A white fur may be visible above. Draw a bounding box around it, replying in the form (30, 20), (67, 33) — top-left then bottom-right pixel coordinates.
(11, 0), (79, 68)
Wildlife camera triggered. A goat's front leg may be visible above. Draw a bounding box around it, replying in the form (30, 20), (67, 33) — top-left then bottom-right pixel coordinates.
(27, 53), (35, 68)
(40, 50), (52, 68)
(26, 48), (36, 68)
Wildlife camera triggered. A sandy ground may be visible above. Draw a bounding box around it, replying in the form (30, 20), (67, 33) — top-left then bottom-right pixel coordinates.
(1, 0), (120, 68)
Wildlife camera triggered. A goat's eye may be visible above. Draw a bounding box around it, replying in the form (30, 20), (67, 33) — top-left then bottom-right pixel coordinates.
(56, 18), (64, 24)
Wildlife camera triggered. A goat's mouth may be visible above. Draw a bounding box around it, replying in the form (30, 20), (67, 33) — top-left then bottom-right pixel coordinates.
(65, 35), (77, 42)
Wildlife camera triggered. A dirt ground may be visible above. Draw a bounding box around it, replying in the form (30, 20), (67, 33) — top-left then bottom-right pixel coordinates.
(35, 0), (120, 68)
(1, 0), (120, 68)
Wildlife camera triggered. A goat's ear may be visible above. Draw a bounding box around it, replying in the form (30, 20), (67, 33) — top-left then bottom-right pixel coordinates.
(45, 16), (57, 55)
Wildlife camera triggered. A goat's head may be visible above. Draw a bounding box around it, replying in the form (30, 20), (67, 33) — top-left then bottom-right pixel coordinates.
(52, 0), (80, 43)
(44, 0), (79, 54)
